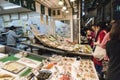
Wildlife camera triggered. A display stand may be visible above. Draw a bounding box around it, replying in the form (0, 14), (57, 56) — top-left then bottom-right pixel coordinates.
(27, 24), (93, 57)
(0, 45), (98, 80)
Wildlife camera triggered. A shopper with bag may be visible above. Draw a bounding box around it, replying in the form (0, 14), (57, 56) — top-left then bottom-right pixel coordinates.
(93, 20), (114, 80)
(92, 22), (107, 78)
(106, 20), (120, 80)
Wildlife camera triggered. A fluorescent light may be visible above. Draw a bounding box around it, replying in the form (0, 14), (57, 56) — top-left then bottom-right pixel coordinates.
(66, 10), (69, 13)
(70, 0), (75, 2)
(82, 12), (85, 16)
(3, 5), (21, 10)
(58, 0), (63, 5)
(62, 6), (67, 10)
(85, 18), (93, 26)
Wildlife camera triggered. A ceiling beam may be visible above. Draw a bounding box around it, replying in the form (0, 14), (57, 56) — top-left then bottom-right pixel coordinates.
(68, 0), (73, 9)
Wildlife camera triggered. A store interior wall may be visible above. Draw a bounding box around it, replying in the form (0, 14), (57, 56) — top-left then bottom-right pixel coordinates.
(55, 20), (71, 41)
(104, 2), (111, 21)
(0, 11), (71, 40)
(0, 11), (55, 36)
(52, 8), (73, 42)
(0, 0), (74, 42)
(0, 17), (4, 32)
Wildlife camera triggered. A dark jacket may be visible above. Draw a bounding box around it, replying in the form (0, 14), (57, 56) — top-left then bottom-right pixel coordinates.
(106, 40), (120, 80)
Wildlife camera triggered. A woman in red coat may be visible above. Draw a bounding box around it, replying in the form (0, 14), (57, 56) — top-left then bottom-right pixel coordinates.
(93, 22), (107, 78)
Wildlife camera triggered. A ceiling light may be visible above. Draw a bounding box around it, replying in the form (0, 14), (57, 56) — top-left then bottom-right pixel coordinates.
(66, 10), (69, 13)
(70, 0), (75, 2)
(62, 6), (67, 10)
(85, 18), (93, 26)
(58, 0), (63, 5)
(82, 12), (85, 16)
(3, 5), (21, 10)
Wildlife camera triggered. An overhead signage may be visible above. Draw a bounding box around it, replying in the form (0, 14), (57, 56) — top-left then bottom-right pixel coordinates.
(48, 8), (51, 16)
(4, 0), (9, 1)
(57, 10), (60, 15)
(53, 10), (56, 16)
(41, 4), (45, 14)
(29, 0), (36, 11)
(9, 0), (20, 5)
(21, 0), (29, 8)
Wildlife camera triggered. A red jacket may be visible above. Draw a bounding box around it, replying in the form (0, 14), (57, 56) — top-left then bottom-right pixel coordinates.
(93, 30), (107, 66)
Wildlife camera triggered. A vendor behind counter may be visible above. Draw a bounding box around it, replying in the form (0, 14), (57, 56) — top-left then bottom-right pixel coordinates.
(6, 26), (20, 48)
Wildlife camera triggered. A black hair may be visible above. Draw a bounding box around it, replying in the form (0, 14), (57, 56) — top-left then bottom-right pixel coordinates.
(96, 22), (107, 30)
(86, 28), (93, 31)
(93, 22), (107, 42)
(110, 20), (120, 40)
(92, 23), (97, 26)
(9, 26), (16, 30)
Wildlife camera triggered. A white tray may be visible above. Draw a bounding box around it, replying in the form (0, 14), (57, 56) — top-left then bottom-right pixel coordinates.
(17, 58), (41, 68)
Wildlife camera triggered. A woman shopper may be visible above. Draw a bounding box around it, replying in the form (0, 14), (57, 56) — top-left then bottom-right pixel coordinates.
(93, 22), (107, 78)
(99, 21), (114, 79)
(106, 20), (120, 80)
(100, 20), (114, 57)
(86, 28), (95, 48)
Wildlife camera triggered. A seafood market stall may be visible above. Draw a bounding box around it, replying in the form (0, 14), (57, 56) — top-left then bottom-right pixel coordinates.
(0, 45), (98, 80)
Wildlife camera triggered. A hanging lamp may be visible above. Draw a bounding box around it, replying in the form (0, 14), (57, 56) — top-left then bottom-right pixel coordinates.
(58, 0), (63, 5)
(70, 0), (75, 2)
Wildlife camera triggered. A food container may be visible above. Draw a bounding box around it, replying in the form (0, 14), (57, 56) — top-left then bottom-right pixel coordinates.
(36, 70), (52, 80)
(2, 61), (26, 74)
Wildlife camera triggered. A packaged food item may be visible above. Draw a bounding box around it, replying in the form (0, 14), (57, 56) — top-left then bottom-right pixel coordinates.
(17, 58), (41, 68)
(3, 61), (26, 74)
(0, 73), (14, 80)
(44, 62), (56, 69)
(59, 74), (70, 80)
(36, 70), (52, 80)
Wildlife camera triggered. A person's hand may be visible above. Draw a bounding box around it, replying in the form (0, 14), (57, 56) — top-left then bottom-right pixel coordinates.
(94, 42), (99, 46)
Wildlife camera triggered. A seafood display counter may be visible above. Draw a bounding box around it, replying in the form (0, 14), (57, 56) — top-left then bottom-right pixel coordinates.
(26, 25), (93, 57)
(0, 45), (99, 80)
(41, 55), (99, 80)
(0, 45), (45, 80)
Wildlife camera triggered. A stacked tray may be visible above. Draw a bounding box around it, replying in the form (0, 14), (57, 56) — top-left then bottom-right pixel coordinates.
(3, 61), (26, 74)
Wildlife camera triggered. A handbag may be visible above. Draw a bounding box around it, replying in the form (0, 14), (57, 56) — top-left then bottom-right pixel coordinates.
(92, 46), (106, 61)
